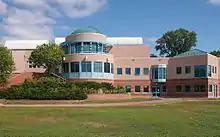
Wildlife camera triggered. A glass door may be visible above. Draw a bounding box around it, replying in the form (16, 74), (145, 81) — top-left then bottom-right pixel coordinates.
(152, 86), (161, 98)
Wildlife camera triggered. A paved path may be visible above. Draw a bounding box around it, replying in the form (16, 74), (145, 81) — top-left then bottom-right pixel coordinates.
(0, 98), (183, 108)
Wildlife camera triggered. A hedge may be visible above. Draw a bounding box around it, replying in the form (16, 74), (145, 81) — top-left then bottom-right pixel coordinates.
(0, 77), (125, 100)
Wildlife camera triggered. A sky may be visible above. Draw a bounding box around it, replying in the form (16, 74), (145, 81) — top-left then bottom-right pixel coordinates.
(0, 0), (220, 54)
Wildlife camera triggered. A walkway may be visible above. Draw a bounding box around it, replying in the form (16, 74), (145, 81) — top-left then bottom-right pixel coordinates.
(0, 98), (183, 108)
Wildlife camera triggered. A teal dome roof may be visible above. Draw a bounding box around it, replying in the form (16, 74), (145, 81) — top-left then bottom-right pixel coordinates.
(71, 27), (101, 34)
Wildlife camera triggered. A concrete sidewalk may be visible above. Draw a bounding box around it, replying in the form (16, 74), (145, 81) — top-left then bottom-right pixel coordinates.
(0, 98), (182, 108)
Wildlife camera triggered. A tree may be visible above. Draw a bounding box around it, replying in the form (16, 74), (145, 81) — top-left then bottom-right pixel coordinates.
(0, 47), (14, 86)
(150, 53), (158, 57)
(210, 50), (220, 57)
(29, 43), (65, 74)
(155, 28), (197, 57)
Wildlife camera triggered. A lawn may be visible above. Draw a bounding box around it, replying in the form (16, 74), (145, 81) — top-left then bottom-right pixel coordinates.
(0, 100), (220, 137)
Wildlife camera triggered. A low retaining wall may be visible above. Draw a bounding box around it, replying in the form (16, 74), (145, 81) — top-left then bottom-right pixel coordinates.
(87, 94), (152, 101)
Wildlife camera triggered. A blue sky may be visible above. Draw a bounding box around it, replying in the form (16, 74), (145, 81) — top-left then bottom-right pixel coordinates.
(0, 0), (220, 54)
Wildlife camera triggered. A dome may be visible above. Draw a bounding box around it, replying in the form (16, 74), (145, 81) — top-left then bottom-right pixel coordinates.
(71, 27), (101, 35)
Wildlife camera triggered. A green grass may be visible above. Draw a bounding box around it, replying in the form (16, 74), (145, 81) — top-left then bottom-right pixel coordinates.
(1, 100), (220, 137)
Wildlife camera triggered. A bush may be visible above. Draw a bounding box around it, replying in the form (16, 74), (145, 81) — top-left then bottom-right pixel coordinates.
(0, 77), (87, 100)
(0, 77), (126, 100)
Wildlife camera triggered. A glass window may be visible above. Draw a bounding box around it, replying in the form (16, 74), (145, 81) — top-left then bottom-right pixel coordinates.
(75, 42), (82, 53)
(194, 85), (206, 92)
(143, 85), (149, 92)
(104, 62), (110, 73)
(94, 62), (102, 73)
(70, 62), (79, 72)
(185, 66), (191, 74)
(82, 42), (90, 53)
(212, 66), (215, 73)
(194, 65), (207, 78)
(126, 68), (131, 75)
(214, 67), (217, 74)
(62, 46), (68, 54)
(96, 43), (103, 53)
(209, 85), (213, 92)
(143, 68), (149, 75)
(62, 63), (69, 73)
(81, 62), (91, 72)
(163, 86), (166, 92)
(176, 67), (182, 74)
(135, 68), (140, 76)
(176, 85), (182, 92)
(111, 63), (114, 74)
(208, 65), (212, 77)
(185, 85), (191, 92)
(117, 68), (122, 75)
(125, 85), (131, 92)
(153, 68), (158, 79)
(135, 86), (141, 92)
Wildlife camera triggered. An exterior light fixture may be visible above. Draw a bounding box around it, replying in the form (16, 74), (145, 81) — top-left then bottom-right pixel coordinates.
(63, 57), (66, 61)
(85, 56), (88, 60)
(132, 57), (135, 61)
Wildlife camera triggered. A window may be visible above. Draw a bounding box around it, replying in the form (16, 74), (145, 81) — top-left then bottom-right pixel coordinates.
(62, 63), (69, 73)
(185, 85), (191, 92)
(143, 68), (149, 75)
(125, 68), (131, 75)
(194, 85), (206, 92)
(209, 85), (213, 92)
(176, 85), (182, 92)
(94, 62), (102, 73)
(29, 65), (32, 68)
(158, 67), (166, 79)
(134, 68), (140, 76)
(75, 42), (82, 53)
(125, 85), (131, 92)
(104, 62), (110, 73)
(163, 86), (166, 92)
(208, 65), (212, 77)
(215, 67), (217, 74)
(81, 62), (91, 72)
(135, 86), (141, 92)
(185, 66), (191, 74)
(96, 43), (103, 53)
(194, 65), (207, 78)
(212, 66), (215, 73)
(117, 68), (122, 75)
(111, 63), (114, 74)
(143, 85), (149, 92)
(70, 62), (79, 72)
(176, 67), (182, 74)
(62, 45), (68, 54)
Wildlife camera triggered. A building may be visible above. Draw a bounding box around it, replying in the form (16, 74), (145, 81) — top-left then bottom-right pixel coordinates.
(4, 27), (220, 98)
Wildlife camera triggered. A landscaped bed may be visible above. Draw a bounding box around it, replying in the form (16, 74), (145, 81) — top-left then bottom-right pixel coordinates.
(0, 97), (159, 104)
(0, 100), (220, 137)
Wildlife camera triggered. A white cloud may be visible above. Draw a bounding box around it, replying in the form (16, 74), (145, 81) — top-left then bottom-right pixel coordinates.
(1, 0), (107, 41)
(54, 0), (107, 18)
(208, 0), (220, 5)
(0, 0), (7, 15)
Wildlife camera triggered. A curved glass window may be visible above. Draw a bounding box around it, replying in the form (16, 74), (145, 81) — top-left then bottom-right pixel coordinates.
(104, 62), (111, 73)
(62, 41), (109, 54)
(94, 62), (103, 72)
(81, 62), (91, 72)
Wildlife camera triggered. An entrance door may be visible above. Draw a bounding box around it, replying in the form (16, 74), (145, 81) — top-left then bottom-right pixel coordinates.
(152, 86), (161, 98)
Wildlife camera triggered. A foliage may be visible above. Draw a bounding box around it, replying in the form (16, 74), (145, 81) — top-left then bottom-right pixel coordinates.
(29, 43), (65, 74)
(155, 28), (197, 57)
(0, 77), (125, 100)
(210, 50), (220, 57)
(150, 53), (158, 57)
(0, 47), (14, 86)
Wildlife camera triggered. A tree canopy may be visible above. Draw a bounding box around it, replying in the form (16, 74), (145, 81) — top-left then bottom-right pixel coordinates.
(0, 47), (14, 86)
(29, 43), (65, 74)
(155, 28), (197, 57)
(210, 50), (220, 57)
